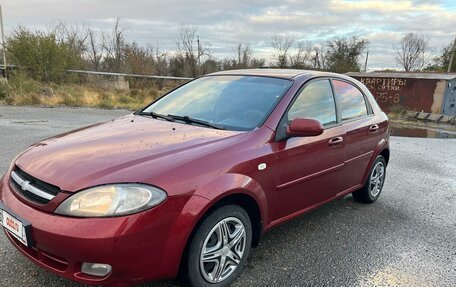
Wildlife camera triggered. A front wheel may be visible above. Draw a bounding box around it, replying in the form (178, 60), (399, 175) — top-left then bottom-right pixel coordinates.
(182, 205), (252, 287)
(352, 155), (386, 203)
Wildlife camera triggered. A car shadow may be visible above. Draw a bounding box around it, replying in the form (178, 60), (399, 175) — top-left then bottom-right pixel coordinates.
(142, 193), (408, 287)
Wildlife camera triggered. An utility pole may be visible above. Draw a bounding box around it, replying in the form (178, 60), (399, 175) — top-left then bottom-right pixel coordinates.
(364, 51), (369, 72)
(447, 36), (456, 73)
(196, 35), (201, 69)
(0, 5), (7, 79)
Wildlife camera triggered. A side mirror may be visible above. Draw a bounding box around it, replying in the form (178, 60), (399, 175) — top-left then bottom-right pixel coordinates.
(286, 118), (324, 137)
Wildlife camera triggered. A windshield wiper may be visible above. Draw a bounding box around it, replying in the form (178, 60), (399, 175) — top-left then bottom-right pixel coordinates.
(167, 114), (226, 130)
(138, 111), (174, 122)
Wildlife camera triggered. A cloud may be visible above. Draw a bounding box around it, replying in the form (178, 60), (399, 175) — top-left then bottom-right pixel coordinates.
(2, 0), (455, 69)
(329, 0), (441, 13)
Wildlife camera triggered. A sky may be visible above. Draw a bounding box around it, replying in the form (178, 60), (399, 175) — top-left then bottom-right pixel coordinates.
(2, 0), (456, 70)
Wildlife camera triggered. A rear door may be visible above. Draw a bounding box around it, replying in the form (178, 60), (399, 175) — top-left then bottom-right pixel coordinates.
(332, 79), (381, 192)
(272, 79), (346, 220)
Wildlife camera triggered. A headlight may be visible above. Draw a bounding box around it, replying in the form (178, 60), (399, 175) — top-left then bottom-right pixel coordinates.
(55, 184), (167, 217)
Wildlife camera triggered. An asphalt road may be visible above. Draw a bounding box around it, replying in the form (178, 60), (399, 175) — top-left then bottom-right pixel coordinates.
(0, 106), (455, 287)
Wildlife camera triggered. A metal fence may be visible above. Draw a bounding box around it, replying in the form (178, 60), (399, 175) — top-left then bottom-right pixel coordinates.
(66, 70), (194, 81)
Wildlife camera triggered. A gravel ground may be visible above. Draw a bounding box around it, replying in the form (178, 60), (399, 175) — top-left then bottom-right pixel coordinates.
(0, 106), (455, 287)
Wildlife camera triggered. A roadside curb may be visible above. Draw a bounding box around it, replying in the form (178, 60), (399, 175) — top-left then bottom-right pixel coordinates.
(403, 111), (456, 125)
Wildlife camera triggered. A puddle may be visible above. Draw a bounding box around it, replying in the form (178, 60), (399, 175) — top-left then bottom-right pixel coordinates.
(391, 125), (456, 139)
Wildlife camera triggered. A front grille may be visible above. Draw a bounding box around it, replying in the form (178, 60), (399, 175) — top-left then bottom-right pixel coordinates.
(14, 167), (60, 195)
(10, 167), (61, 204)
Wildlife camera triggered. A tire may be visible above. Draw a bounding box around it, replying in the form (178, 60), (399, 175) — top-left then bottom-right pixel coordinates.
(181, 205), (252, 287)
(352, 155), (387, 203)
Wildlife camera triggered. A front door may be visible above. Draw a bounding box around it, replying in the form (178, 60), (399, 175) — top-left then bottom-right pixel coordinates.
(272, 79), (345, 221)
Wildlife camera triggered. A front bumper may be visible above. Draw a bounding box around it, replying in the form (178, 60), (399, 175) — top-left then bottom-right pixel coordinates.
(0, 175), (194, 286)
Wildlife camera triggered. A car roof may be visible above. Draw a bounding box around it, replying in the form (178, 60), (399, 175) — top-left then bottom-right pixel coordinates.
(207, 69), (352, 81)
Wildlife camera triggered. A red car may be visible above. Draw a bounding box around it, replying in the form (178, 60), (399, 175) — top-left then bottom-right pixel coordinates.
(0, 69), (389, 287)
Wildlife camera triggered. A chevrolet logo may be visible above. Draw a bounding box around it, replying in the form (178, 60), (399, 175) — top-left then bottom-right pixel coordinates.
(20, 180), (31, 191)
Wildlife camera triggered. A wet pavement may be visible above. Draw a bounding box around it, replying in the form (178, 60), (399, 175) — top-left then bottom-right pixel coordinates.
(0, 106), (455, 287)
(391, 124), (456, 139)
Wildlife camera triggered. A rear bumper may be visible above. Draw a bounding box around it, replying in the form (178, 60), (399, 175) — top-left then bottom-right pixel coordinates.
(0, 175), (195, 286)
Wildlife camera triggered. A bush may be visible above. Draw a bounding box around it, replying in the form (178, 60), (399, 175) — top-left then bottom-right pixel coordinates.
(8, 72), (41, 94)
(0, 72), (42, 103)
(7, 27), (83, 83)
(97, 99), (114, 109)
(118, 95), (134, 104)
(146, 88), (159, 99)
(129, 89), (140, 97)
(61, 93), (79, 106)
(0, 80), (10, 99)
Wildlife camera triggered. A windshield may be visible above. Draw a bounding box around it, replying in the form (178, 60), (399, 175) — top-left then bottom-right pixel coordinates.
(142, 75), (292, 131)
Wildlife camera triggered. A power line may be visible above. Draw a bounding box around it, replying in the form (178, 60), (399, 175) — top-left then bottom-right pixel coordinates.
(394, 7), (456, 33)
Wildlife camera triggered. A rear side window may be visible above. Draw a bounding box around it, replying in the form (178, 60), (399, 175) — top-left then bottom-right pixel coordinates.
(288, 79), (337, 126)
(333, 80), (368, 121)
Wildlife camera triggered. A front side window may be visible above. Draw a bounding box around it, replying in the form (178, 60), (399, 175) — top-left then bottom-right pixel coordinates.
(333, 80), (368, 121)
(288, 79), (337, 126)
(143, 76), (292, 131)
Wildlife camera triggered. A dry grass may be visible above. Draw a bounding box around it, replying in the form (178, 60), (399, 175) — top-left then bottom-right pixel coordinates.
(0, 74), (172, 110)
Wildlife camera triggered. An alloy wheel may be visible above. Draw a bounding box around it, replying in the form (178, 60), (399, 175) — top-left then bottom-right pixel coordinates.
(369, 161), (385, 198)
(199, 217), (247, 283)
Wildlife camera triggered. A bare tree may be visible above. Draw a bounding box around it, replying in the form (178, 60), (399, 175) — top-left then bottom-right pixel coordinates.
(85, 27), (104, 71)
(220, 44), (265, 70)
(250, 58), (266, 68)
(177, 25), (210, 77)
(290, 41), (312, 69)
(311, 45), (327, 70)
(124, 42), (155, 74)
(102, 18), (126, 72)
(52, 21), (88, 54)
(151, 44), (168, 76)
(234, 43), (252, 68)
(51, 21), (88, 70)
(395, 33), (431, 71)
(272, 34), (294, 68)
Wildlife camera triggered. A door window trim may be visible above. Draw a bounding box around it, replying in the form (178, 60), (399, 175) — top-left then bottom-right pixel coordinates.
(330, 78), (374, 124)
(274, 77), (340, 142)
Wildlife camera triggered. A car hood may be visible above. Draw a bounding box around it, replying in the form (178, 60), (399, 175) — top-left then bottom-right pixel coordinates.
(14, 114), (244, 192)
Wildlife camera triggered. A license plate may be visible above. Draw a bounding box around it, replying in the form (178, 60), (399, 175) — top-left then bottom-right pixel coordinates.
(0, 206), (33, 247)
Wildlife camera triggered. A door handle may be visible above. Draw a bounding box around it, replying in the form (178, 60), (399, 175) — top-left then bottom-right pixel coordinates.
(329, 136), (343, 146)
(369, 124), (379, 132)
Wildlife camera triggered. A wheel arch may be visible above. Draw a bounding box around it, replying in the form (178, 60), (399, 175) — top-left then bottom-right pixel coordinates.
(183, 191), (264, 257)
(202, 192), (263, 247)
(379, 147), (390, 166)
(176, 172), (268, 277)
(177, 191), (264, 279)
(361, 138), (390, 184)
(191, 173), (268, 243)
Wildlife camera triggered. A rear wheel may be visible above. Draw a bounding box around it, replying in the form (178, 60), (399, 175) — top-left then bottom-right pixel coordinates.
(182, 205), (252, 287)
(352, 155), (386, 203)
